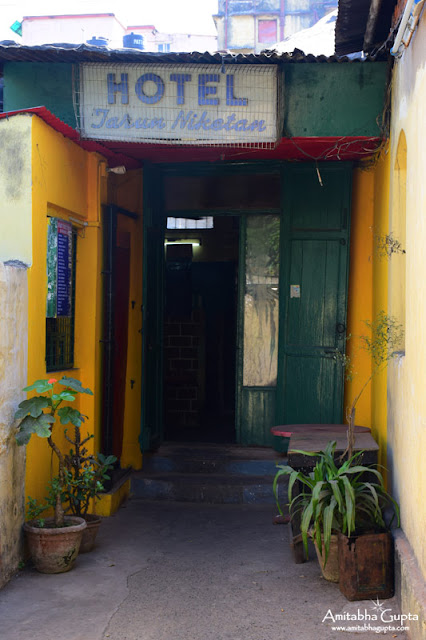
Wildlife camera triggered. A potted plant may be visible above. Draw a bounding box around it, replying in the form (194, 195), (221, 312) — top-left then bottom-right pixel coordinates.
(273, 440), (399, 585)
(273, 312), (402, 591)
(14, 376), (93, 573)
(337, 466), (400, 600)
(62, 427), (116, 552)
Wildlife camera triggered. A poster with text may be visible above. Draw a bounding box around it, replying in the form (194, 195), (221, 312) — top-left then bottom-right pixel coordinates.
(46, 217), (73, 318)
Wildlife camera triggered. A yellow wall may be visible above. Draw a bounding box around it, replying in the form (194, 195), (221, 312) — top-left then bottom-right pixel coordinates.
(0, 115), (32, 265)
(25, 116), (144, 507)
(371, 146), (390, 475)
(344, 153), (392, 480)
(387, 9), (426, 580)
(344, 168), (374, 430)
(27, 115), (106, 501)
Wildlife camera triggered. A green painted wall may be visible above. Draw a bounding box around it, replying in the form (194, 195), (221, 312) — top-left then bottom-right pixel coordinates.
(283, 63), (387, 137)
(3, 63), (75, 128)
(3, 61), (387, 137)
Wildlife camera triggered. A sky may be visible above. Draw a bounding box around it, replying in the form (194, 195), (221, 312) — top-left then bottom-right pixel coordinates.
(0, 0), (218, 41)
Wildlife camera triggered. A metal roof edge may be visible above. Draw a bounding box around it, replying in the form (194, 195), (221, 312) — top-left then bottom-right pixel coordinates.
(0, 41), (387, 63)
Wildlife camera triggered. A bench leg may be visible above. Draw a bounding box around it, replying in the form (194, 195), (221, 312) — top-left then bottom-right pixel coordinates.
(289, 520), (306, 563)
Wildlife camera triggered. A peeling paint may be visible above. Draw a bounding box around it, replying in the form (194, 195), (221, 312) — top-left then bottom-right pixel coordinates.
(0, 116), (32, 266)
(0, 263), (28, 588)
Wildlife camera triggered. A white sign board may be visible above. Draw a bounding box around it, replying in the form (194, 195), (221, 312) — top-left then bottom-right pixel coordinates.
(79, 63), (279, 145)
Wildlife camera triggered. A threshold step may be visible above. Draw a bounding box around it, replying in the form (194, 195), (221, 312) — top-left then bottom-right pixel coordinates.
(142, 443), (286, 476)
(142, 454), (280, 476)
(131, 472), (287, 504)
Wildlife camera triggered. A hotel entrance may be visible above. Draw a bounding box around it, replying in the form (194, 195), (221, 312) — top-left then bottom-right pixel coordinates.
(140, 162), (352, 451)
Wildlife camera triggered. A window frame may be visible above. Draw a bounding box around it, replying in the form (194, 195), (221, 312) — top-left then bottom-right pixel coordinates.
(45, 227), (77, 372)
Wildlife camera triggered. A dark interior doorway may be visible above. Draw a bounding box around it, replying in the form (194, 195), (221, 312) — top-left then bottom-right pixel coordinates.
(163, 216), (239, 443)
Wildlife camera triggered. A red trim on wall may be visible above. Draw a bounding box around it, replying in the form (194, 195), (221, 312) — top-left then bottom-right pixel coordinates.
(0, 107), (383, 167)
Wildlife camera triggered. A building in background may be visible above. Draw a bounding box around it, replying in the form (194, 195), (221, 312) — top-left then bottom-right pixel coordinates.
(270, 8), (337, 56)
(18, 13), (217, 53)
(124, 25), (217, 53)
(213, 0), (337, 53)
(21, 13), (127, 49)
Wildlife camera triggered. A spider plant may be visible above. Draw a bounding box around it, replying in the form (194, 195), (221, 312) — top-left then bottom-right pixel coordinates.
(273, 440), (399, 566)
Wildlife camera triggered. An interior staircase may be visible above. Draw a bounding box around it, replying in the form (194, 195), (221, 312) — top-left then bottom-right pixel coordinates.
(131, 443), (287, 504)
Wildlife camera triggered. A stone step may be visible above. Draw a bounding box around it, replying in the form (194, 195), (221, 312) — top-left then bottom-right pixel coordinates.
(134, 443), (290, 504)
(142, 443), (286, 476)
(131, 471), (287, 504)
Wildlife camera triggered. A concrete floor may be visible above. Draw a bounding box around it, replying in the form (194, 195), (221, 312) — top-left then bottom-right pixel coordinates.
(0, 500), (407, 640)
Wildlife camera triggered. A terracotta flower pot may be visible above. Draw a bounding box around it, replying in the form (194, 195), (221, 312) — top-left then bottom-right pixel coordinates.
(314, 534), (339, 582)
(24, 516), (87, 574)
(79, 514), (102, 553)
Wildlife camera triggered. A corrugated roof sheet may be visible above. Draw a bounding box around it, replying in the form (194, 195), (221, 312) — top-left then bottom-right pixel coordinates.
(0, 41), (385, 63)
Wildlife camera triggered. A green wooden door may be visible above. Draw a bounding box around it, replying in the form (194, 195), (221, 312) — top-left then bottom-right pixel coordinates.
(140, 168), (165, 451)
(276, 164), (352, 425)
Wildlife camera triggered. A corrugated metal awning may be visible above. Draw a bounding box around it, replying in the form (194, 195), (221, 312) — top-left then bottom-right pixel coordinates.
(0, 41), (385, 64)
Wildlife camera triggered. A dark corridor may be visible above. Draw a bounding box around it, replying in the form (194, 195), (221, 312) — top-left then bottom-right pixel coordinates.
(163, 217), (239, 443)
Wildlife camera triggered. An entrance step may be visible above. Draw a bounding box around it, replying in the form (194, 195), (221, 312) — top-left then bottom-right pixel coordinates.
(131, 443), (288, 504)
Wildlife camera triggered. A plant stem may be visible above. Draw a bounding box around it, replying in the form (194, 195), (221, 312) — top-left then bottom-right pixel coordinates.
(47, 434), (66, 527)
(342, 362), (386, 461)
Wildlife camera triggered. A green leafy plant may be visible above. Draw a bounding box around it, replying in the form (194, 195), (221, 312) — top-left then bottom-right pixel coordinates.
(26, 496), (47, 528)
(14, 376), (93, 527)
(273, 441), (400, 566)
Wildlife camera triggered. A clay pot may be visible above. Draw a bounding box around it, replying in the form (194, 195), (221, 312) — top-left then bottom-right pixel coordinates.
(314, 534), (339, 582)
(24, 517), (87, 574)
(79, 514), (102, 553)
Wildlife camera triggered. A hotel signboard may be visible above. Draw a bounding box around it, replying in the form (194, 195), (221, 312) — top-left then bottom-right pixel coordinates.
(79, 63), (280, 145)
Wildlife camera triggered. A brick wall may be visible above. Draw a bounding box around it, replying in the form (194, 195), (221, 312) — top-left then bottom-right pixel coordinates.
(163, 309), (204, 430)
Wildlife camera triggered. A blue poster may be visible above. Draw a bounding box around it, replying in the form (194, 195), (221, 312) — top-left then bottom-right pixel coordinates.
(46, 218), (73, 318)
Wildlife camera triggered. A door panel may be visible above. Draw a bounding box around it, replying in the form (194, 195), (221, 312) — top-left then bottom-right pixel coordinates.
(277, 164), (352, 426)
(287, 239), (340, 347)
(112, 242), (131, 458)
(140, 169), (164, 452)
(238, 214), (280, 446)
(240, 388), (276, 446)
(282, 354), (344, 424)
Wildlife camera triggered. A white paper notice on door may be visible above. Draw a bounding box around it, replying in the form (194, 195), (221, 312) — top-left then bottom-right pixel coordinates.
(290, 284), (300, 298)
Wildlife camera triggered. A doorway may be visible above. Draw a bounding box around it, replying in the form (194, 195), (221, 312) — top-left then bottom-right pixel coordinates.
(140, 163), (353, 452)
(163, 216), (239, 443)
